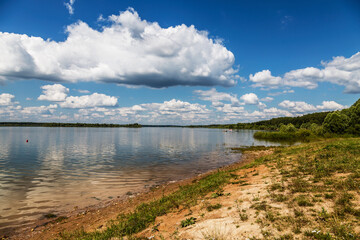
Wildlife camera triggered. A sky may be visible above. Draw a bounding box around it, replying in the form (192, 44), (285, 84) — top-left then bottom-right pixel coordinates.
(0, 0), (359, 125)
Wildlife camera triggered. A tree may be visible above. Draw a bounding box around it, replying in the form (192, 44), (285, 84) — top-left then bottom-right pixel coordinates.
(323, 111), (350, 134)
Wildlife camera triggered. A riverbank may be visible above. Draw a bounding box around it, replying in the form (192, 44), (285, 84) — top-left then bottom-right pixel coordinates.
(7, 138), (360, 239)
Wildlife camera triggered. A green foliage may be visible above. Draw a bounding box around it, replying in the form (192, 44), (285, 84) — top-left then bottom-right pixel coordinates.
(206, 203), (222, 212)
(180, 217), (196, 227)
(323, 111), (350, 134)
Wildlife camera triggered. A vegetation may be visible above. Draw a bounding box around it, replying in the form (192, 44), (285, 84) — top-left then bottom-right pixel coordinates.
(246, 138), (360, 239)
(0, 122), (142, 128)
(188, 111), (330, 130)
(253, 98), (360, 141)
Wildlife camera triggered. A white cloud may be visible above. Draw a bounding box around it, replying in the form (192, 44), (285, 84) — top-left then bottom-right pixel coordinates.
(60, 93), (118, 108)
(64, 0), (75, 15)
(240, 93), (259, 105)
(316, 101), (345, 110)
(279, 100), (345, 113)
(260, 97), (274, 102)
(249, 70), (282, 88)
(21, 104), (58, 115)
(38, 84), (69, 102)
(268, 90), (294, 96)
(279, 100), (317, 113)
(77, 89), (90, 94)
(249, 52), (360, 93)
(0, 8), (236, 88)
(194, 88), (240, 106)
(0, 93), (15, 106)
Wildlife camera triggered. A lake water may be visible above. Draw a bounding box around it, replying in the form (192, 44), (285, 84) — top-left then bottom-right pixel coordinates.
(0, 127), (285, 232)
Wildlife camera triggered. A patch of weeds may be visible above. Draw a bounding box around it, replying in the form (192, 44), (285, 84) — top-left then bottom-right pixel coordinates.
(210, 191), (224, 198)
(180, 217), (196, 228)
(294, 208), (304, 218)
(295, 195), (314, 207)
(206, 203), (222, 212)
(265, 211), (276, 222)
(324, 192), (335, 199)
(290, 177), (309, 193)
(331, 222), (359, 240)
(250, 201), (269, 211)
(270, 183), (285, 192)
(304, 230), (332, 240)
(252, 194), (260, 201)
(335, 192), (353, 207)
(270, 193), (288, 202)
(275, 234), (293, 240)
(152, 223), (160, 232)
(317, 207), (330, 222)
(231, 180), (247, 185)
(202, 227), (230, 240)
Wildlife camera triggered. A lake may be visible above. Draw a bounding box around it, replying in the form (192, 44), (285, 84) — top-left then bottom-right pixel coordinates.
(0, 127), (285, 232)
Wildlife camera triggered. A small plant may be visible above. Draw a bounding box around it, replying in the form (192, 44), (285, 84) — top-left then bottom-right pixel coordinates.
(251, 201), (268, 211)
(295, 195), (314, 207)
(206, 203), (222, 212)
(210, 191), (224, 198)
(271, 193), (288, 202)
(180, 217), (196, 228)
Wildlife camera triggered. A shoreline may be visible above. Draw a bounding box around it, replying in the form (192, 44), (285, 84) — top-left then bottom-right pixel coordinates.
(5, 148), (264, 240)
(8, 139), (360, 239)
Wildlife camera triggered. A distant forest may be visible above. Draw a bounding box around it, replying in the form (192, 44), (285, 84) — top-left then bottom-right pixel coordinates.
(188, 111), (330, 130)
(0, 122), (142, 128)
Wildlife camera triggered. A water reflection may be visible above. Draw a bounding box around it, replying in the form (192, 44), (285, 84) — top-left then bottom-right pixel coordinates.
(0, 127), (285, 232)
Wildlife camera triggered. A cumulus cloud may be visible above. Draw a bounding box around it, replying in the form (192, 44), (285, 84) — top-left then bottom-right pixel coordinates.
(0, 8), (236, 88)
(64, 0), (75, 15)
(279, 100), (345, 113)
(240, 93), (259, 105)
(0, 93), (16, 106)
(268, 90), (294, 96)
(260, 97), (274, 102)
(194, 88), (240, 106)
(278, 100), (317, 113)
(73, 99), (210, 124)
(316, 101), (346, 110)
(249, 70), (282, 89)
(38, 84), (69, 102)
(60, 93), (118, 108)
(21, 104), (58, 115)
(249, 52), (360, 93)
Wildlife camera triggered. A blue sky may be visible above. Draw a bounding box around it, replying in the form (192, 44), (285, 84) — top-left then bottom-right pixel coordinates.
(0, 0), (359, 124)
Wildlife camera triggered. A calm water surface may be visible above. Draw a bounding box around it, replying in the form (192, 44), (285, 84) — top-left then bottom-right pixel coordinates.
(0, 127), (286, 232)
